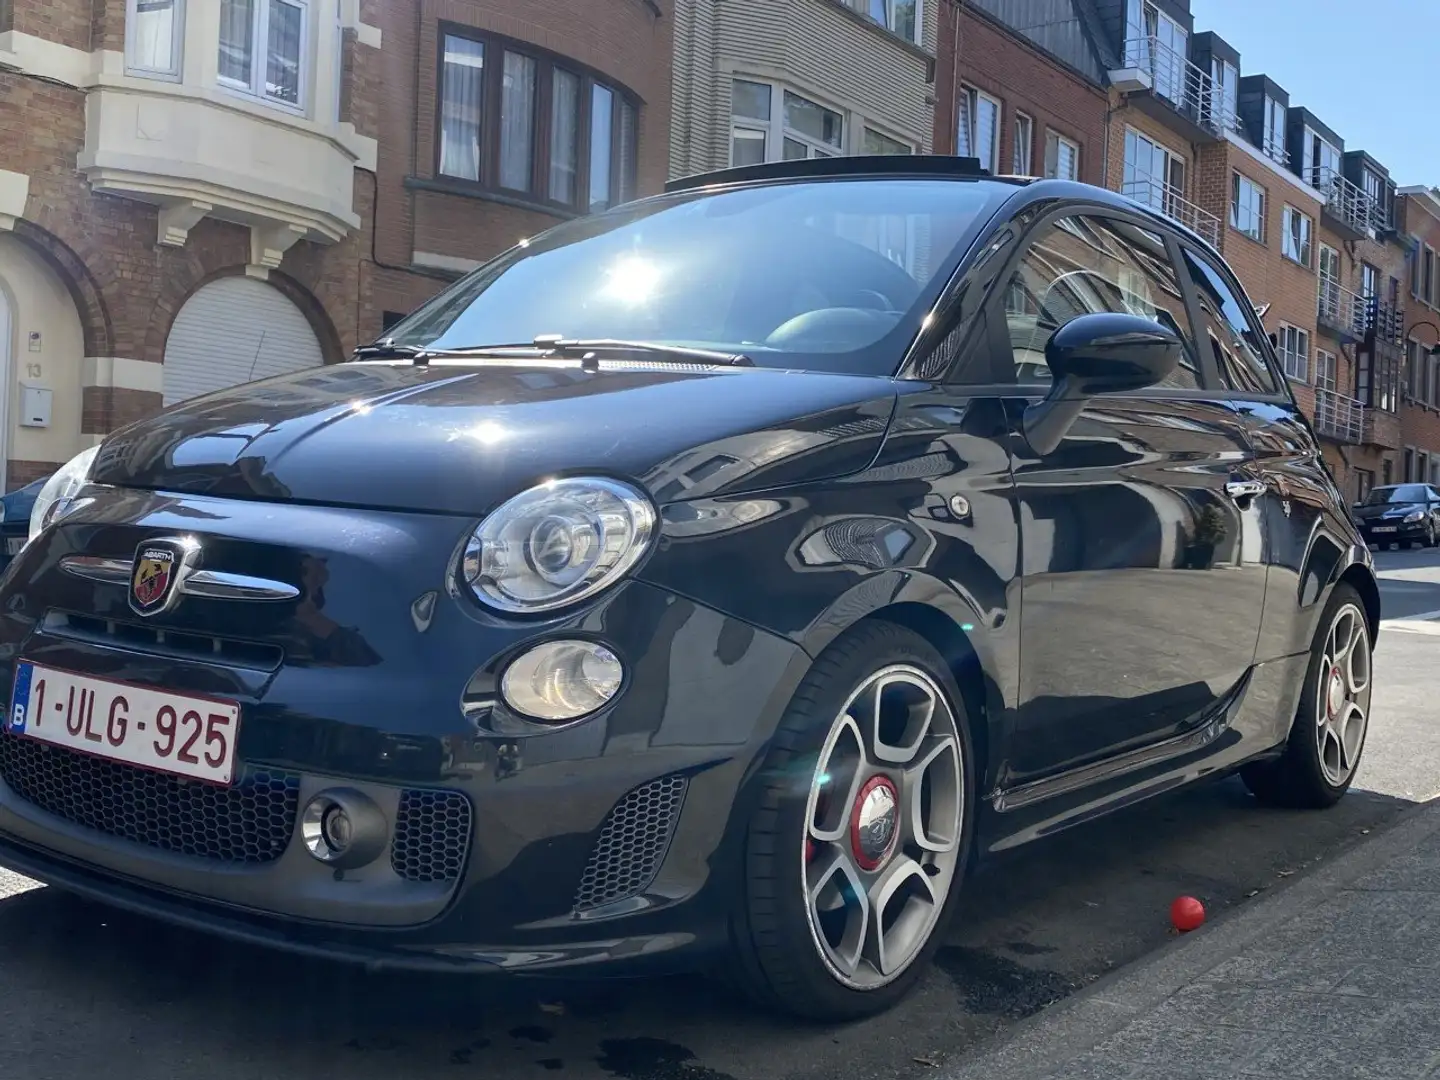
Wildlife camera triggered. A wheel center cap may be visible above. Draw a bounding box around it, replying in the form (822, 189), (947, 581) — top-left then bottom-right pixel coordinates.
(1327, 665), (1345, 718)
(851, 776), (900, 872)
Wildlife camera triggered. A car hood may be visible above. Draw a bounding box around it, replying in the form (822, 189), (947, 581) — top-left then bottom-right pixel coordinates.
(1353, 502), (1424, 520)
(89, 362), (898, 515)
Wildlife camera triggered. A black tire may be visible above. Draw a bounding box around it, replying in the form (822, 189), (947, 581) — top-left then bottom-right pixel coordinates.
(1241, 584), (1373, 809)
(1428, 523), (1437, 548)
(728, 620), (976, 1021)
(1402, 540), (1414, 550)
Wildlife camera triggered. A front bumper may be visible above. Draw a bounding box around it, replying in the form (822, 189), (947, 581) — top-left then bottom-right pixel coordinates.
(1361, 519), (1428, 544)
(0, 488), (811, 973)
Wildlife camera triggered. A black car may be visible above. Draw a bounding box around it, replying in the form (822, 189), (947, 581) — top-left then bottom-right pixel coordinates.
(1351, 482), (1440, 548)
(0, 157), (1379, 1021)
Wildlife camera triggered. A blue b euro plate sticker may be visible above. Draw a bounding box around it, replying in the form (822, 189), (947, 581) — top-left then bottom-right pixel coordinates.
(8, 662), (32, 734)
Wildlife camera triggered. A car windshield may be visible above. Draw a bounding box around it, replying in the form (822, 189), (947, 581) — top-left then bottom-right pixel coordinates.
(1364, 484), (1430, 505)
(380, 177), (1010, 376)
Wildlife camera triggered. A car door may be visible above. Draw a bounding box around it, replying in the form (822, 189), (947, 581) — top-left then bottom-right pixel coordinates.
(994, 209), (1269, 788)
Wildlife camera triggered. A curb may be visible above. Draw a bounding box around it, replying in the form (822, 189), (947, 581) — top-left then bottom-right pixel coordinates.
(940, 795), (1440, 1080)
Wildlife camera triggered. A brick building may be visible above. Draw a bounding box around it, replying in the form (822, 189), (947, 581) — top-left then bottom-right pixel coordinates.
(0, 0), (672, 491)
(373, 0), (673, 329)
(0, 0), (384, 489)
(1396, 186), (1440, 486)
(933, 0), (1106, 184)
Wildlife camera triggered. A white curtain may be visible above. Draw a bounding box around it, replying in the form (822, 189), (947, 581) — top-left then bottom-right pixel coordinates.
(218, 0), (254, 85)
(549, 69), (579, 203)
(266, 0), (303, 104)
(440, 36), (484, 181)
(131, 0), (177, 73)
(499, 51), (535, 192)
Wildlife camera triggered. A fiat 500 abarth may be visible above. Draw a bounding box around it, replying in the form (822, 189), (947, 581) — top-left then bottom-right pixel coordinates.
(0, 157), (1379, 1020)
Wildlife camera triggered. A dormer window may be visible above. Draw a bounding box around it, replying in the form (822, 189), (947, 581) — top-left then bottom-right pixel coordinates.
(1262, 96), (1286, 163)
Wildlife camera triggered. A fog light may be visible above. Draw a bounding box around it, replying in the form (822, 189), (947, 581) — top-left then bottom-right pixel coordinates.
(500, 639), (624, 722)
(301, 788), (387, 868)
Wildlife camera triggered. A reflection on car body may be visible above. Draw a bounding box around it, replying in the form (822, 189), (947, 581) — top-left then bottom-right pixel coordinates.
(0, 156), (1379, 1022)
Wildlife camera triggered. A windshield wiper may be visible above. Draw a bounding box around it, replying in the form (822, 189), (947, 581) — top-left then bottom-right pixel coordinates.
(352, 336), (753, 368)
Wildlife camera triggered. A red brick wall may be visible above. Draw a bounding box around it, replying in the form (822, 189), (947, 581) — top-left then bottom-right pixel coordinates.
(1395, 193), (1440, 467)
(9, 0), (92, 49)
(934, 1), (1106, 185)
(370, 0), (673, 323)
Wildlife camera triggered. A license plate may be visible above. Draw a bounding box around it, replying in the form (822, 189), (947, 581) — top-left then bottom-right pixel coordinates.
(1372, 526), (1397, 533)
(5, 538), (23, 555)
(7, 662), (241, 784)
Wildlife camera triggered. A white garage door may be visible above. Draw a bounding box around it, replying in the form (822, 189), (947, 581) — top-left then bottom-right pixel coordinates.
(163, 276), (325, 406)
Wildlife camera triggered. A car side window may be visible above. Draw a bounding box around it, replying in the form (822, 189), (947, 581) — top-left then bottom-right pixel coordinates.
(1180, 249), (1282, 395)
(1001, 215), (1201, 390)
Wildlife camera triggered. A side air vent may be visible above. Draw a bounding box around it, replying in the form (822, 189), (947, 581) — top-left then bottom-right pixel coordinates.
(573, 775), (688, 914)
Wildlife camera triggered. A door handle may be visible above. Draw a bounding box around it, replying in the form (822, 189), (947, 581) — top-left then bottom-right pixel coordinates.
(1225, 479), (1267, 501)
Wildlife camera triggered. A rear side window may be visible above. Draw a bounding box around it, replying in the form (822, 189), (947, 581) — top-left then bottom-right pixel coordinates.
(1002, 215), (1201, 389)
(1181, 249), (1281, 394)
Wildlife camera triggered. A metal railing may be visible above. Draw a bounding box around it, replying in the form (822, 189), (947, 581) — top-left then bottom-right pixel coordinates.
(1121, 174), (1222, 246)
(1258, 129), (1289, 167)
(1313, 166), (1383, 235)
(1317, 276), (1369, 338)
(1313, 388), (1366, 444)
(1121, 33), (1240, 139)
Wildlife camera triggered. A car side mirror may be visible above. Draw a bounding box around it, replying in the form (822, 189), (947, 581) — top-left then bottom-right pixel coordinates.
(1022, 312), (1182, 456)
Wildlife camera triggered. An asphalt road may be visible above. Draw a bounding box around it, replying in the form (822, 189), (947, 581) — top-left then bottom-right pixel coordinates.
(0, 551), (1436, 1080)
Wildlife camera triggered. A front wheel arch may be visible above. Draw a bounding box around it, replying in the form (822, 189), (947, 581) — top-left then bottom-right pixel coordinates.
(1338, 563), (1381, 642)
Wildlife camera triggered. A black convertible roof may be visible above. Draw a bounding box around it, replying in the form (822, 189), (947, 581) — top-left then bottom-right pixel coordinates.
(664, 154), (1033, 194)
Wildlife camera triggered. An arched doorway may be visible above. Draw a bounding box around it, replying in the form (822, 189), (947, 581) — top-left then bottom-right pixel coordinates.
(163, 275), (326, 406)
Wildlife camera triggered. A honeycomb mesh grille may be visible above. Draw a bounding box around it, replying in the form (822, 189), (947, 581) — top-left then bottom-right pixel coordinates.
(0, 733), (298, 863)
(574, 775), (688, 913)
(391, 788), (473, 883)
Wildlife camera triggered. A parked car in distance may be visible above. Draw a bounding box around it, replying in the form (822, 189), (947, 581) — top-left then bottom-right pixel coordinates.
(1351, 483), (1440, 549)
(0, 477), (48, 573)
(0, 156), (1379, 1021)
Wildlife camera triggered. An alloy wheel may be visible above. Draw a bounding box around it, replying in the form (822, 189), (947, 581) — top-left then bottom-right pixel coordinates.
(1316, 603), (1371, 787)
(801, 665), (963, 990)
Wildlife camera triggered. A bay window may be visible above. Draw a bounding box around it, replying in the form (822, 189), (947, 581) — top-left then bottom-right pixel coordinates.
(127, 0), (184, 79)
(439, 30), (639, 213)
(218, 0), (308, 109)
(730, 80), (844, 165)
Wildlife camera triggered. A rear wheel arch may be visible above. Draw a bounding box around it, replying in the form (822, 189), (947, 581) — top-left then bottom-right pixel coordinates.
(1338, 563), (1380, 640)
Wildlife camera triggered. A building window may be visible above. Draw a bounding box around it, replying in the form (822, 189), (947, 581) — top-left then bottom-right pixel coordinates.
(1231, 173), (1265, 242)
(1277, 324), (1309, 382)
(218, 0), (308, 109)
(1426, 246), (1437, 307)
(1125, 0), (1188, 106)
(863, 128), (913, 155)
(439, 32), (638, 212)
(127, 0), (184, 78)
(731, 80), (845, 166)
(1122, 128), (1185, 221)
(1012, 113), (1033, 174)
(1302, 129), (1342, 188)
(1362, 168), (1387, 229)
(1281, 205), (1312, 267)
(845, 0), (920, 44)
(1361, 261), (1379, 301)
(1413, 237), (1425, 298)
(1044, 130), (1079, 180)
(1262, 96), (1286, 163)
(1315, 348), (1337, 392)
(1208, 57), (1237, 131)
(957, 86), (1000, 172)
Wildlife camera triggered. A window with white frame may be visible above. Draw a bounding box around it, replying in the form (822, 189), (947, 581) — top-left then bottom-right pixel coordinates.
(1413, 237), (1425, 298)
(862, 127), (912, 155)
(1315, 348), (1337, 392)
(1281, 205), (1312, 266)
(846, 0), (920, 44)
(1262, 96), (1286, 163)
(1044, 130), (1079, 180)
(1302, 128), (1342, 188)
(1208, 57), (1237, 131)
(731, 80), (844, 165)
(127, 0), (184, 78)
(1122, 128), (1185, 217)
(218, 0), (308, 109)
(1277, 324), (1310, 382)
(1125, 0), (1188, 106)
(956, 86), (1000, 172)
(1231, 173), (1265, 241)
(1012, 113), (1033, 174)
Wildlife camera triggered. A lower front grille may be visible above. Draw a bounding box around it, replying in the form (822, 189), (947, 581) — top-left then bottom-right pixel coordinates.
(391, 788), (473, 883)
(573, 775), (689, 914)
(0, 734), (300, 863)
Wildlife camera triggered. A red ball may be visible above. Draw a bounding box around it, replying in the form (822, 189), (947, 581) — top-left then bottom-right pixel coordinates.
(1170, 895), (1205, 932)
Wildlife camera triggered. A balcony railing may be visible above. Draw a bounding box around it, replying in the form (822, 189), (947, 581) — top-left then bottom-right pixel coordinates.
(1313, 166), (1383, 236)
(1313, 388), (1366, 444)
(1121, 175), (1222, 246)
(1317, 275), (1369, 339)
(1121, 34), (1240, 139)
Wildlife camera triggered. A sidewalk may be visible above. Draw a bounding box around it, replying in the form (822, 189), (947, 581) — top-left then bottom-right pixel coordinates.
(942, 797), (1440, 1080)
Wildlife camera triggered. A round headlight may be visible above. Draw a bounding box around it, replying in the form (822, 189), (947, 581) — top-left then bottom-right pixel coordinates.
(29, 445), (101, 542)
(500, 639), (624, 721)
(464, 477), (656, 613)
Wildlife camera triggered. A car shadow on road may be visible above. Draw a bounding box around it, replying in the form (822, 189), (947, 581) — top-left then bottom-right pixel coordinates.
(0, 776), (1414, 1080)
